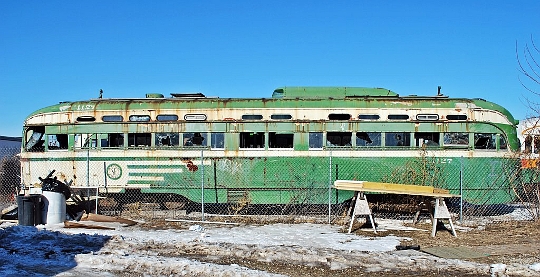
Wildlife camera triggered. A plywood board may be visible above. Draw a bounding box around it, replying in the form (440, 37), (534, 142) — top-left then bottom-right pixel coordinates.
(422, 246), (489, 259)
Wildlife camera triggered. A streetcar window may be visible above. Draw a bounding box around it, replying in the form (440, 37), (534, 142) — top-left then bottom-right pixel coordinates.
(328, 114), (351, 120)
(269, 132), (294, 148)
(500, 135), (508, 150)
(157, 114), (179, 122)
(155, 133), (180, 147)
(105, 133), (124, 148)
(128, 133), (151, 147)
(443, 133), (469, 146)
(183, 132), (207, 147)
(102, 115), (124, 122)
(358, 114), (380, 120)
(74, 134), (98, 148)
(386, 132), (410, 147)
(416, 114), (439, 121)
(211, 133), (225, 149)
(242, 114), (263, 120)
(271, 114), (293, 120)
(185, 114), (207, 121)
(388, 114), (409, 120)
(327, 132), (352, 147)
(414, 132), (440, 147)
(129, 115), (151, 122)
(47, 134), (68, 150)
(356, 132), (381, 147)
(240, 132), (265, 148)
(447, 115), (467, 120)
(474, 133), (496, 149)
(77, 116), (95, 122)
(309, 132), (323, 149)
(25, 127), (45, 152)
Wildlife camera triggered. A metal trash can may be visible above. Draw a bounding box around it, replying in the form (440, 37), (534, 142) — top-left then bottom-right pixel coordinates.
(41, 178), (70, 225)
(16, 195), (42, 226)
(42, 191), (66, 224)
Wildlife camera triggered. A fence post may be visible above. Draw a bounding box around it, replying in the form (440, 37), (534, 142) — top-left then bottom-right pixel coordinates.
(86, 144), (90, 202)
(328, 151), (332, 224)
(201, 149), (205, 221)
(460, 156), (463, 222)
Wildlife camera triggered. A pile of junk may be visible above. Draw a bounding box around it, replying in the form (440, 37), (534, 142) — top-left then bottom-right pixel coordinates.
(1, 170), (136, 229)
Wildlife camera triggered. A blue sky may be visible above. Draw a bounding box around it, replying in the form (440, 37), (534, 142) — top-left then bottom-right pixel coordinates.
(1, 1), (539, 137)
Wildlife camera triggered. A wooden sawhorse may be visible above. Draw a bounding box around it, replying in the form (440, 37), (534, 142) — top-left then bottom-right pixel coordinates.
(431, 197), (457, 237)
(348, 192), (376, 234)
(413, 197), (457, 237)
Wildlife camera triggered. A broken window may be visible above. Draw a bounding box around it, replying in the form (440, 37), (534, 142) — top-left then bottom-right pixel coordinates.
(326, 132), (352, 147)
(25, 127), (45, 152)
(269, 132), (294, 148)
(500, 135), (508, 150)
(104, 133), (124, 148)
(47, 134), (69, 150)
(183, 132), (207, 147)
(211, 133), (225, 149)
(474, 133), (496, 149)
(240, 132), (265, 148)
(74, 134), (98, 148)
(386, 132), (410, 147)
(155, 133), (180, 147)
(309, 132), (323, 149)
(128, 133), (151, 147)
(356, 132), (381, 147)
(414, 132), (440, 147)
(443, 133), (469, 147)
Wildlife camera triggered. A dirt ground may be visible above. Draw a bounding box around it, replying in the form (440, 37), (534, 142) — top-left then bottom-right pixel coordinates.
(130, 217), (540, 277)
(376, 220), (540, 265)
(271, 219), (539, 276)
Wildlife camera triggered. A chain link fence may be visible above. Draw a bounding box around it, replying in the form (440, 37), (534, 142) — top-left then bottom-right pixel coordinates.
(0, 148), (20, 212)
(2, 146), (539, 224)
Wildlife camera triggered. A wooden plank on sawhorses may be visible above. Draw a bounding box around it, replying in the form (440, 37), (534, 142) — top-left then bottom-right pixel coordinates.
(432, 198), (457, 237)
(333, 180), (460, 198)
(348, 192), (377, 234)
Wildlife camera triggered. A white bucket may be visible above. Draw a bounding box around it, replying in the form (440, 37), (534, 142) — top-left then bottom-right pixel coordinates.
(42, 191), (66, 225)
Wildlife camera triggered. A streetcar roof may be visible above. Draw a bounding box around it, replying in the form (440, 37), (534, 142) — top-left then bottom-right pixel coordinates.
(24, 86), (518, 126)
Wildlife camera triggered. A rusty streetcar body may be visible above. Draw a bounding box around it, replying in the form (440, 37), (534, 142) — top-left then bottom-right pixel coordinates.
(20, 87), (520, 206)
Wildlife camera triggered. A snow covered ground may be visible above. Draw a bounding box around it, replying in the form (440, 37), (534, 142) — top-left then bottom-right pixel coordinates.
(1, 216), (540, 276)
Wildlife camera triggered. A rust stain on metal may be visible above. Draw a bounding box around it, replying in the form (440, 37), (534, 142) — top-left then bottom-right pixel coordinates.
(180, 159), (199, 172)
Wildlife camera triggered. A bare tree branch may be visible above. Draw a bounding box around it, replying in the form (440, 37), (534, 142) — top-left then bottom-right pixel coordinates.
(517, 36), (540, 101)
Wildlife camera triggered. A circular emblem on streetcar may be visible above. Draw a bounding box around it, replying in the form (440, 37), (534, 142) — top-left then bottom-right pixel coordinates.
(106, 163), (122, 180)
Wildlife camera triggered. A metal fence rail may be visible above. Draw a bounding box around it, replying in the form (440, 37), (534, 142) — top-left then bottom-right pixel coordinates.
(2, 146), (539, 223)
